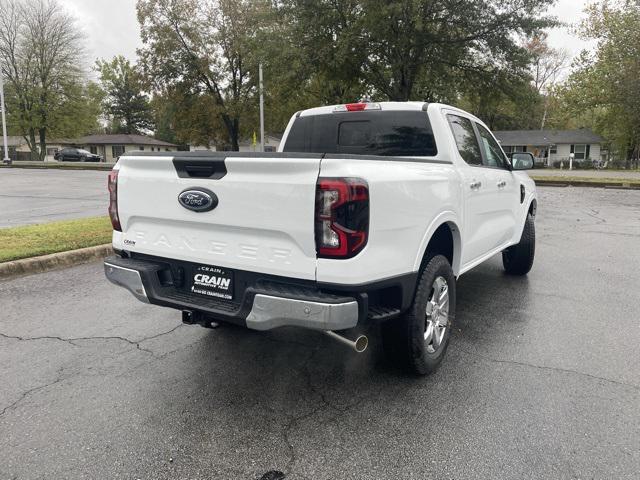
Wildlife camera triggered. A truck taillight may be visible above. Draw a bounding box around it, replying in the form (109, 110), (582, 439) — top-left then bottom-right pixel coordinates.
(108, 170), (121, 232)
(315, 178), (369, 259)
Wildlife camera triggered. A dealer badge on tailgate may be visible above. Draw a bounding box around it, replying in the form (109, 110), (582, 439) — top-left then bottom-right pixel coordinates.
(191, 265), (234, 300)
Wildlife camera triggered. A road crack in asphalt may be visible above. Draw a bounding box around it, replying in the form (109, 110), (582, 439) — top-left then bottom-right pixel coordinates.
(459, 348), (639, 391)
(0, 324), (184, 357)
(276, 347), (331, 478)
(0, 325), (186, 419)
(0, 375), (66, 418)
(281, 404), (324, 477)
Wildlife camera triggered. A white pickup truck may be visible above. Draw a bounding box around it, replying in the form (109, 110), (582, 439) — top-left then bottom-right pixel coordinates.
(104, 102), (537, 374)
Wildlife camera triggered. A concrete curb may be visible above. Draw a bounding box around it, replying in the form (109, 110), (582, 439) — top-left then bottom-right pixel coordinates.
(0, 244), (113, 281)
(531, 178), (640, 189)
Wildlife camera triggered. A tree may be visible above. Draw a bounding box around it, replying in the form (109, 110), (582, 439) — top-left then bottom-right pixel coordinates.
(279, 0), (556, 103)
(96, 55), (154, 134)
(137, 0), (267, 150)
(151, 85), (230, 147)
(46, 80), (103, 139)
(0, 0), (89, 160)
(523, 33), (568, 129)
(137, 0), (559, 146)
(525, 33), (568, 95)
(559, 0), (640, 168)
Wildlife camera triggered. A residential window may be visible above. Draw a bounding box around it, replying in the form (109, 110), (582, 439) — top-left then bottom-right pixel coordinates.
(112, 145), (125, 158)
(446, 114), (482, 166)
(550, 145), (557, 154)
(514, 146), (527, 153)
(140, 146), (145, 151)
(89, 146), (98, 155)
(165, 148), (170, 152)
(572, 144), (586, 160)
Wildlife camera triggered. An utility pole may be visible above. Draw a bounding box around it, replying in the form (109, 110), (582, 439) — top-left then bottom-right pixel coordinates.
(259, 63), (265, 153)
(0, 65), (11, 165)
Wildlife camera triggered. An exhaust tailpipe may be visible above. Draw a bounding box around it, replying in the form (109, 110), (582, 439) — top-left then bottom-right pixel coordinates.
(324, 330), (368, 353)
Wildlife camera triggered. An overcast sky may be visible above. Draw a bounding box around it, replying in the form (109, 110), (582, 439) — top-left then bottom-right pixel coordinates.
(60, 0), (597, 67)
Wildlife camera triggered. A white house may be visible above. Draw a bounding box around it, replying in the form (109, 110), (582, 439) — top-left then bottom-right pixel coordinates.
(492, 129), (606, 167)
(4, 134), (177, 162)
(189, 134), (283, 153)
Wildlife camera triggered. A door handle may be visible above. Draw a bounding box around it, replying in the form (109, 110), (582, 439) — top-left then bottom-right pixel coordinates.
(470, 180), (482, 190)
(497, 180), (506, 188)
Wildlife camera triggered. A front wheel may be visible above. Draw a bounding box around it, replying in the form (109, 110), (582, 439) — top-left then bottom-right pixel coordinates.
(502, 213), (535, 275)
(382, 255), (456, 375)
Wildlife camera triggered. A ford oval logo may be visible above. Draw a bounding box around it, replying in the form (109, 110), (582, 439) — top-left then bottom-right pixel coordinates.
(178, 188), (218, 212)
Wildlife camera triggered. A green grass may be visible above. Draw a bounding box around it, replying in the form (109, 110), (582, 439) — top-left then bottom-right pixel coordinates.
(0, 216), (112, 263)
(530, 175), (640, 185)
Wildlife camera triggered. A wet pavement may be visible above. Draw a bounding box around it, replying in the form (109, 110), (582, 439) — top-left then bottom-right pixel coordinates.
(1, 186), (639, 479)
(531, 169), (640, 180)
(0, 169), (108, 227)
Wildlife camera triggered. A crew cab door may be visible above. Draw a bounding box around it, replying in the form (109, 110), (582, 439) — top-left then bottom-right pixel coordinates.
(446, 112), (518, 266)
(446, 113), (494, 264)
(473, 122), (519, 248)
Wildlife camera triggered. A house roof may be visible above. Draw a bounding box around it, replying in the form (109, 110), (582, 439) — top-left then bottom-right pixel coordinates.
(76, 134), (176, 147)
(492, 129), (604, 146)
(3, 134), (176, 147)
(6, 136), (26, 147)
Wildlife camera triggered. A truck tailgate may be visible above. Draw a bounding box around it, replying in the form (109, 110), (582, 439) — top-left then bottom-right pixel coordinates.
(114, 153), (322, 280)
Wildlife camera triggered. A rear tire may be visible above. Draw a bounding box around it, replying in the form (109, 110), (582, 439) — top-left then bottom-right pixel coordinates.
(382, 254), (456, 375)
(502, 214), (535, 275)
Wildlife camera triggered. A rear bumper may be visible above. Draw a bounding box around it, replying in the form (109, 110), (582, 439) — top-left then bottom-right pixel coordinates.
(104, 255), (359, 331)
(104, 261), (149, 304)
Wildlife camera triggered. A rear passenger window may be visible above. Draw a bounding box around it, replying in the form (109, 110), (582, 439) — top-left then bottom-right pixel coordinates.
(447, 115), (482, 166)
(283, 111), (438, 157)
(476, 123), (507, 169)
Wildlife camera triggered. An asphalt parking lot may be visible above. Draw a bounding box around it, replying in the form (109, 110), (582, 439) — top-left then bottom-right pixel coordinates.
(0, 169), (108, 227)
(1, 186), (639, 479)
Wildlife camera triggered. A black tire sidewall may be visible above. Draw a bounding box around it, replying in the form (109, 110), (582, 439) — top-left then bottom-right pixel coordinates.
(406, 254), (456, 375)
(503, 214), (535, 275)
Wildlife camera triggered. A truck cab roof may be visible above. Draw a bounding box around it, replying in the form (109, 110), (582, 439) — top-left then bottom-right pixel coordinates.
(298, 101), (429, 117)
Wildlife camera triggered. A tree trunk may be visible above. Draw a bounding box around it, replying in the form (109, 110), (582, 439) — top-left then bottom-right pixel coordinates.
(38, 128), (47, 162)
(390, 72), (413, 101)
(230, 118), (239, 151)
(28, 129), (39, 161)
(219, 112), (240, 151)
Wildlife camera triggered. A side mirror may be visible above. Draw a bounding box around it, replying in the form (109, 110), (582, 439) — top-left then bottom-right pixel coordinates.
(510, 152), (535, 170)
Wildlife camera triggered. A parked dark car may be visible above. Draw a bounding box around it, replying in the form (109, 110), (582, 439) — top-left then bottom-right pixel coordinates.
(54, 147), (102, 162)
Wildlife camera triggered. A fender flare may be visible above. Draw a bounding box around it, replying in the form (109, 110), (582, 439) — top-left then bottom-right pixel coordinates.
(413, 210), (463, 276)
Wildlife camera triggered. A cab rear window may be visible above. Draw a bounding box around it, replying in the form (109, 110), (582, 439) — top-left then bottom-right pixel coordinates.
(283, 111), (438, 156)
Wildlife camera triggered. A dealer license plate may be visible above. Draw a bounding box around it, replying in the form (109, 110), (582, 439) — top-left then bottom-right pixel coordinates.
(190, 265), (234, 300)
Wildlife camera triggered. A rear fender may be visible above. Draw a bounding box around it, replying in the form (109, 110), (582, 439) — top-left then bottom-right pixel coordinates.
(413, 212), (462, 276)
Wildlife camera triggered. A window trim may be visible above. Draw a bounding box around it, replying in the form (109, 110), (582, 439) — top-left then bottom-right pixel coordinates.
(472, 122), (511, 171)
(446, 113), (483, 167)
